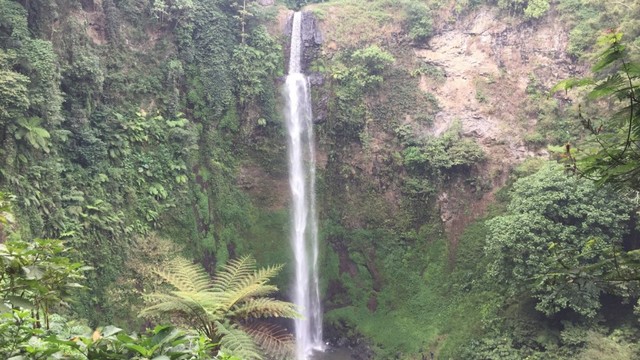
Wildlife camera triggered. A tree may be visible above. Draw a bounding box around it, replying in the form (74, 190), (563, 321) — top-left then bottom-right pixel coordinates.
(405, 2), (433, 45)
(552, 31), (640, 191)
(523, 0), (550, 19)
(485, 163), (636, 317)
(0, 238), (89, 329)
(497, 0), (550, 19)
(140, 256), (299, 360)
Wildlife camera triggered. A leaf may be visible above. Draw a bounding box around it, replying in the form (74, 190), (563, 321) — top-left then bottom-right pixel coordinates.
(102, 325), (123, 337)
(124, 343), (151, 356)
(23, 265), (44, 280)
(6, 295), (34, 309)
(150, 325), (178, 346)
(217, 321), (262, 360)
(242, 323), (295, 359)
(550, 77), (594, 94)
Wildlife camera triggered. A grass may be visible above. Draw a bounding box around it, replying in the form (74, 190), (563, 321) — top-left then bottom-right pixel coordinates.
(324, 235), (467, 358)
(306, 0), (406, 50)
(321, 198), (511, 359)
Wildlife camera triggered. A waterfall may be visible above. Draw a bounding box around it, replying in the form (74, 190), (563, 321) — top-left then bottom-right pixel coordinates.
(285, 11), (324, 360)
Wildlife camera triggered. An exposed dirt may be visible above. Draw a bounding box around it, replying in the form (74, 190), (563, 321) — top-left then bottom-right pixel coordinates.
(237, 162), (290, 211)
(306, 5), (586, 261)
(266, 6), (293, 38)
(69, 2), (107, 45)
(413, 7), (584, 252)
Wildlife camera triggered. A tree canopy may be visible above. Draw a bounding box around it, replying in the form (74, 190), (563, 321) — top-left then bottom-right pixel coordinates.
(486, 163), (637, 317)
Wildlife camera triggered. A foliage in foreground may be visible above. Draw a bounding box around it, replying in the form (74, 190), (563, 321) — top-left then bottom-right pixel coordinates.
(0, 314), (219, 360)
(0, 237), (89, 330)
(553, 32), (640, 191)
(140, 256), (299, 360)
(0, 235), (221, 359)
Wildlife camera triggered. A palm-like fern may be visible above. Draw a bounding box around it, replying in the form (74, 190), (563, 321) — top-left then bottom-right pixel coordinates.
(139, 256), (299, 360)
(14, 117), (51, 153)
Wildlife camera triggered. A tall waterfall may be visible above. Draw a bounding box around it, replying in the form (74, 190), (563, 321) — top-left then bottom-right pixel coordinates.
(285, 11), (324, 360)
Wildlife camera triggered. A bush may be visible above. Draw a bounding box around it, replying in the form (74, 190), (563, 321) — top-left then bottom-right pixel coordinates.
(405, 2), (433, 45)
(403, 122), (485, 175)
(485, 163), (637, 317)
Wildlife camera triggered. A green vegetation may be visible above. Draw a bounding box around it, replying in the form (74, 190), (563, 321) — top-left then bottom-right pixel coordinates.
(495, 0), (551, 19)
(0, 197), (278, 359)
(487, 163), (636, 317)
(405, 2), (434, 45)
(2, 0), (640, 359)
(328, 45), (395, 138)
(0, 238), (89, 330)
(0, 0), (288, 328)
(553, 32), (640, 191)
(140, 256), (299, 359)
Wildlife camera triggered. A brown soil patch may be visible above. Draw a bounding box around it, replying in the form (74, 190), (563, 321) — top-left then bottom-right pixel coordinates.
(70, 5), (107, 45)
(265, 6), (292, 38)
(411, 7), (582, 254)
(237, 163), (289, 211)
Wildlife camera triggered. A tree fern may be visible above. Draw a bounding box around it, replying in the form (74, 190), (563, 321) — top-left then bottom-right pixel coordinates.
(226, 264), (283, 295)
(230, 298), (299, 320)
(139, 255), (299, 359)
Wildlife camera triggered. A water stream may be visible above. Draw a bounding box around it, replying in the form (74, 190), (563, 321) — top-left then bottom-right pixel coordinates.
(285, 11), (324, 360)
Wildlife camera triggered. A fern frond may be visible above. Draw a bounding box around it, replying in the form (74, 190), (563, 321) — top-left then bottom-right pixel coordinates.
(155, 257), (213, 292)
(549, 77), (593, 94)
(212, 256), (256, 292)
(588, 73), (626, 99)
(140, 254), (298, 360)
(217, 321), (263, 360)
(224, 283), (279, 309)
(175, 291), (236, 316)
(242, 322), (295, 360)
(139, 293), (206, 318)
(231, 298), (301, 320)
(228, 264), (283, 294)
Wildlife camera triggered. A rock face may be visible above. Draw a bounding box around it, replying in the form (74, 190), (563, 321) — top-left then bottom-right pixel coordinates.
(409, 8), (584, 248)
(284, 11), (323, 74)
(256, 0), (274, 5)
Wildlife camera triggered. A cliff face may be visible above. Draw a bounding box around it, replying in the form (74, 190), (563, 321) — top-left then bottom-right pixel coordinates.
(416, 7), (582, 254)
(292, 3), (589, 357)
(0, 0), (292, 326)
(284, 11), (324, 73)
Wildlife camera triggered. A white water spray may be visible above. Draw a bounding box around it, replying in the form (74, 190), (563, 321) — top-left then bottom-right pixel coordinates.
(285, 11), (324, 360)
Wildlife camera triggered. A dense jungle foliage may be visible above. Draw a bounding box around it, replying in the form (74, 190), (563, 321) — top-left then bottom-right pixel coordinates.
(1, 0), (640, 359)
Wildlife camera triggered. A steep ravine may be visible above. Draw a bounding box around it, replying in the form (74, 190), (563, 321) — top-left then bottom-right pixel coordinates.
(253, 4), (590, 358)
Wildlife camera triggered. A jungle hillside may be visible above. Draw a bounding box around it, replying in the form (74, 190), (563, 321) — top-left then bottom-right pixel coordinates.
(1, 0), (640, 359)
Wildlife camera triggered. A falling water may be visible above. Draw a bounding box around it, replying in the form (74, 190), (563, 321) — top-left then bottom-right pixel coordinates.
(285, 11), (324, 360)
